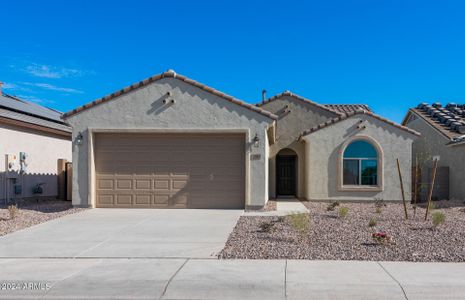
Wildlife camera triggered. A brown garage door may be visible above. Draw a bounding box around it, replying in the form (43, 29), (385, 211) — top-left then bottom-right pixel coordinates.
(94, 133), (245, 209)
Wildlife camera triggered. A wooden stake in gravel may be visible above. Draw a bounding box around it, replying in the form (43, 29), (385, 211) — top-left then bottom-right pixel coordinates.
(396, 158), (408, 220)
(413, 155), (419, 217)
(425, 159), (439, 221)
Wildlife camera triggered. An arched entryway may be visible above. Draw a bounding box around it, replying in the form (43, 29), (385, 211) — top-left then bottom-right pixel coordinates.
(276, 148), (297, 196)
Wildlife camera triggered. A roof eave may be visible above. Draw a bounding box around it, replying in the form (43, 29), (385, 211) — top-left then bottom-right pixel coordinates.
(63, 70), (278, 121)
(0, 116), (71, 138)
(299, 110), (421, 139)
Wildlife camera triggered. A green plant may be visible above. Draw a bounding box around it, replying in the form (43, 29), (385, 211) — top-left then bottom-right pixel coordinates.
(338, 206), (349, 218)
(8, 205), (18, 219)
(287, 213), (310, 235)
(326, 201), (340, 211)
(258, 221), (276, 233)
(375, 207), (382, 214)
(368, 218), (377, 228)
(431, 211), (446, 228)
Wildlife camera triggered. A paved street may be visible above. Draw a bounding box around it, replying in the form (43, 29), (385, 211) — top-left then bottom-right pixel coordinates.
(1, 258), (465, 299)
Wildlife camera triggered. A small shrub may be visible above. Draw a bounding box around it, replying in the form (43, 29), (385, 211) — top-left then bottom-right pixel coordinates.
(375, 207), (382, 214)
(287, 213), (310, 235)
(372, 232), (393, 245)
(258, 221), (276, 233)
(8, 205), (18, 219)
(326, 201), (340, 211)
(374, 198), (385, 208)
(338, 206), (349, 218)
(368, 218), (377, 228)
(431, 211), (446, 228)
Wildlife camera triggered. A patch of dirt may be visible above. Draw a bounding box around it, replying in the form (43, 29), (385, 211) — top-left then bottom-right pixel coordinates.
(0, 198), (87, 236)
(220, 202), (465, 262)
(246, 199), (277, 212)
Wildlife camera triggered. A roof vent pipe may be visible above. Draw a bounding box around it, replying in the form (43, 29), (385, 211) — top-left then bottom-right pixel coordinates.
(0, 82), (3, 95)
(261, 89), (267, 104)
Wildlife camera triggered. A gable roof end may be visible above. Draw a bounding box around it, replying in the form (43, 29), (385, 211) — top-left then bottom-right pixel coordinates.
(63, 70), (278, 120)
(257, 91), (343, 116)
(299, 109), (420, 139)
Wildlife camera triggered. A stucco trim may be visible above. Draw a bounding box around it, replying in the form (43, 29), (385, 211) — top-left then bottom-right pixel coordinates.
(267, 121), (277, 144)
(63, 70), (278, 120)
(85, 128), (251, 208)
(337, 135), (384, 192)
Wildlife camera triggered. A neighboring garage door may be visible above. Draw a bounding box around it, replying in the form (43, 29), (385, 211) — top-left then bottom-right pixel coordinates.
(94, 133), (245, 209)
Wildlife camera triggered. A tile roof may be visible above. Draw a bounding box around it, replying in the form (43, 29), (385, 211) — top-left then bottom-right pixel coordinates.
(63, 70), (278, 120)
(324, 104), (371, 114)
(257, 91), (342, 116)
(403, 102), (465, 144)
(0, 93), (71, 134)
(300, 108), (420, 139)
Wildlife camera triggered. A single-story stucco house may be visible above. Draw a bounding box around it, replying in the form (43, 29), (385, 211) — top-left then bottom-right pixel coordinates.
(402, 102), (465, 201)
(63, 70), (419, 209)
(0, 85), (72, 202)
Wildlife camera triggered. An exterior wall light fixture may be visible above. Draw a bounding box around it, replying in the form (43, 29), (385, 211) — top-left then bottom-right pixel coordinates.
(76, 132), (83, 145)
(253, 133), (260, 148)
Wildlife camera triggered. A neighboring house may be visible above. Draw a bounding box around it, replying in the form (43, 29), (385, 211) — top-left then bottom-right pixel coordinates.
(0, 85), (72, 201)
(402, 103), (465, 201)
(63, 70), (419, 209)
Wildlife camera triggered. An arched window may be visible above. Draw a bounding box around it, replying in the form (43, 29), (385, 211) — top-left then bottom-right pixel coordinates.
(343, 140), (378, 186)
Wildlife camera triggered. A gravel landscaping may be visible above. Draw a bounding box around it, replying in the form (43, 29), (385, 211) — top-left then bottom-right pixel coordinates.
(0, 198), (87, 236)
(220, 201), (465, 262)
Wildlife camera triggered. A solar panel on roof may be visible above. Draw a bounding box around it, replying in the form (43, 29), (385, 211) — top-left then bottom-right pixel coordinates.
(0, 93), (64, 123)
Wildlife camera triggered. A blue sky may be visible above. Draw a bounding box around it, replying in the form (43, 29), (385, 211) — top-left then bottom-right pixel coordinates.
(1, 0), (465, 122)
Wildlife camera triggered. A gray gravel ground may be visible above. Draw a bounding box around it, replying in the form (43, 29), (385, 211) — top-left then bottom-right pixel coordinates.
(220, 201), (465, 261)
(0, 198), (87, 236)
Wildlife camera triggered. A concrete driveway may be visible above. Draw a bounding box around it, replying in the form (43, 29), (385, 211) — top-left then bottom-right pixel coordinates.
(0, 209), (242, 258)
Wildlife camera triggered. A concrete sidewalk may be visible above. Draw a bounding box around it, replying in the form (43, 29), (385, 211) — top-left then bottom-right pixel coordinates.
(1, 258), (464, 299)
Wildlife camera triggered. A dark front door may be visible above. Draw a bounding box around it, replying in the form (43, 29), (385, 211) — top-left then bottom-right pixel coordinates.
(276, 155), (296, 196)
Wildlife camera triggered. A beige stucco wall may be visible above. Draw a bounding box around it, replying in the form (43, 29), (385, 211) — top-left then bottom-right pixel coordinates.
(406, 114), (465, 200)
(259, 95), (338, 198)
(65, 77), (273, 208)
(302, 114), (415, 201)
(0, 123), (71, 200)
